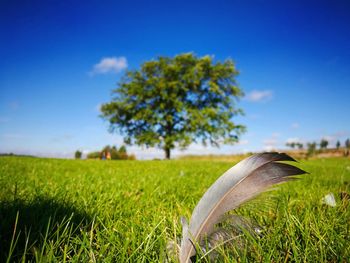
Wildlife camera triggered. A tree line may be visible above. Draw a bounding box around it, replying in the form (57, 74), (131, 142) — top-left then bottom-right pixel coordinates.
(286, 138), (350, 150)
(75, 145), (135, 160)
(286, 138), (350, 157)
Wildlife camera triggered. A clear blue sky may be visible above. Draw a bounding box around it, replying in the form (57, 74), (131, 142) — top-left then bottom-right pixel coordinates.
(1, 0), (349, 159)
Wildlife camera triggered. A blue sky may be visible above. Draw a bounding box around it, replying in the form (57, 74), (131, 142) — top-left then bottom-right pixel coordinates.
(1, 0), (349, 159)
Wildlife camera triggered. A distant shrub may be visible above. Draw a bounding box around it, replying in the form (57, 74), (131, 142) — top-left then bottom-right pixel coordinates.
(307, 142), (317, 157)
(87, 151), (101, 159)
(87, 145), (135, 160)
(320, 139), (328, 150)
(336, 140), (341, 149)
(75, 150), (82, 159)
(346, 138), (350, 149)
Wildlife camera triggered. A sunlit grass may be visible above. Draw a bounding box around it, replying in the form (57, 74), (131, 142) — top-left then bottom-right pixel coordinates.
(0, 157), (349, 262)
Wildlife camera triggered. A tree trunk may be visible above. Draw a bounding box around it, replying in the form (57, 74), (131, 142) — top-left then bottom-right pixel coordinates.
(165, 147), (171, 159)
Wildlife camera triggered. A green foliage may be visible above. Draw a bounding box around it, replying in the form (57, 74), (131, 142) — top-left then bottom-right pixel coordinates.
(286, 142), (303, 149)
(87, 145), (135, 160)
(336, 140), (341, 149)
(286, 142), (296, 148)
(307, 142), (317, 157)
(86, 151), (100, 159)
(74, 150), (82, 159)
(345, 138), (350, 149)
(320, 139), (329, 150)
(0, 157), (349, 262)
(119, 145), (127, 154)
(101, 53), (245, 159)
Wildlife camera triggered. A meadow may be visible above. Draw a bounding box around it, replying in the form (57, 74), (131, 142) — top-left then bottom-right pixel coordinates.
(0, 156), (349, 262)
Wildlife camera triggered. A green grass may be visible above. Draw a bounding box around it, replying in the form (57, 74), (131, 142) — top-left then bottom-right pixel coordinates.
(0, 156), (349, 262)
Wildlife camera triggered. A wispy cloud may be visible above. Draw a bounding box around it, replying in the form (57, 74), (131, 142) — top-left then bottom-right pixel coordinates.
(332, 130), (349, 138)
(1, 133), (26, 139)
(245, 90), (273, 102)
(9, 101), (19, 110)
(90, 56), (127, 75)
(0, 117), (10, 123)
(263, 132), (280, 151)
(50, 134), (74, 143)
(94, 103), (102, 113)
(290, 122), (300, 129)
(320, 131), (349, 146)
(236, 139), (249, 145)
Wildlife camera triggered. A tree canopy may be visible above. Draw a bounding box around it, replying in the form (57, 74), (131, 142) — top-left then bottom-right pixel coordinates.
(86, 145), (135, 160)
(320, 139), (329, 149)
(101, 53), (245, 159)
(74, 150), (82, 159)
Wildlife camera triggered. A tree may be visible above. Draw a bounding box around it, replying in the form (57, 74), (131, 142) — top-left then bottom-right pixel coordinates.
(345, 138), (350, 157)
(286, 142), (296, 149)
(346, 138), (350, 149)
(87, 151), (100, 159)
(119, 145), (127, 154)
(286, 141), (303, 150)
(101, 53), (245, 159)
(75, 150), (82, 159)
(101, 145), (134, 160)
(336, 140), (341, 149)
(320, 139), (328, 150)
(307, 142), (317, 157)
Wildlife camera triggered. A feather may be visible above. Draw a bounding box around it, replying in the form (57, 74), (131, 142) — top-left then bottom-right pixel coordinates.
(179, 152), (306, 263)
(193, 215), (263, 262)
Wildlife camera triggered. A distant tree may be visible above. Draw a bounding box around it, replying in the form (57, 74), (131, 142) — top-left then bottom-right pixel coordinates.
(101, 53), (245, 159)
(296, 143), (303, 149)
(101, 145), (133, 160)
(345, 138), (350, 157)
(286, 142), (303, 150)
(307, 142), (317, 157)
(346, 138), (350, 149)
(119, 145), (127, 154)
(75, 150), (82, 159)
(336, 140), (341, 149)
(320, 139), (328, 150)
(87, 151), (100, 159)
(286, 142), (296, 149)
(128, 154), (136, 160)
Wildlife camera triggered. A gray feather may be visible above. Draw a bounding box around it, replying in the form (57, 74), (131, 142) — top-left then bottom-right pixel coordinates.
(179, 152), (306, 263)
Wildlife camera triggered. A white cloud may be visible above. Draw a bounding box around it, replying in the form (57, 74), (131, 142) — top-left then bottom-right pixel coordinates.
(291, 122), (300, 129)
(271, 132), (280, 137)
(320, 131), (349, 147)
(332, 130), (348, 138)
(245, 90), (273, 102)
(321, 135), (334, 141)
(128, 146), (163, 160)
(82, 149), (91, 155)
(94, 103), (102, 113)
(90, 56), (127, 75)
(236, 139), (249, 145)
(263, 132), (280, 151)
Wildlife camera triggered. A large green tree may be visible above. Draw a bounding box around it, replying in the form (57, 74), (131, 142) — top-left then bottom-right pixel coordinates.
(101, 53), (245, 159)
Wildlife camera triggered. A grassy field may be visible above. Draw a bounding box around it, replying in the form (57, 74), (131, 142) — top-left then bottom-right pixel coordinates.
(0, 156), (349, 262)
